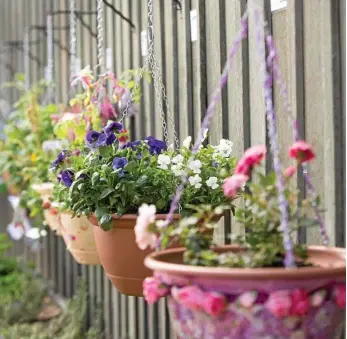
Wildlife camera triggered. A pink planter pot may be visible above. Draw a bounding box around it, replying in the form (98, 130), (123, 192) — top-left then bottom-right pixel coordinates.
(60, 212), (100, 265)
(145, 245), (346, 339)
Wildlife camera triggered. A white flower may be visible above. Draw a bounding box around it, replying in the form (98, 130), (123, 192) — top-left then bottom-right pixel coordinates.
(183, 136), (192, 149)
(188, 159), (202, 174)
(179, 216), (199, 228)
(172, 154), (184, 164)
(188, 175), (202, 189)
(157, 154), (171, 170)
(167, 143), (174, 150)
(213, 139), (233, 158)
(171, 164), (185, 177)
(155, 220), (167, 229)
(206, 176), (219, 189)
(135, 204), (157, 250)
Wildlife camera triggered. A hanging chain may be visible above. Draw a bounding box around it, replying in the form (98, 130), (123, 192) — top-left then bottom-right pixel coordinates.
(69, 0), (77, 80)
(46, 15), (53, 83)
(119, 0), (179, 148)
(97, 0), (105, 74)
(23, 30), (30, 91)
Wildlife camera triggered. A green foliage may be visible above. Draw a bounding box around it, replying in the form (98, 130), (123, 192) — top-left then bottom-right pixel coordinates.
(153, 169), (320, 268)
(52, 133), (236, 230)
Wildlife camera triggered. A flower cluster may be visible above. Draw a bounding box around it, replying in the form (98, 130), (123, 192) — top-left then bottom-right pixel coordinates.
(143, 277), (346, 318)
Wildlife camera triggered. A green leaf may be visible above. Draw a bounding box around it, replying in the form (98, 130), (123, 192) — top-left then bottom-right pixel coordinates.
(95, 206), (109, 220)
(99, 146), (113, 158)
(100, 214), (112, 225)
(91, 172), (100, 186)
(99, 188), (114, 200)
(124, 161), (137, 173)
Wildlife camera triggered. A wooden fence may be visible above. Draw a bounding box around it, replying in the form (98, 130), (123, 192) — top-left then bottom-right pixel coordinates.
(0, 1), (345, 338)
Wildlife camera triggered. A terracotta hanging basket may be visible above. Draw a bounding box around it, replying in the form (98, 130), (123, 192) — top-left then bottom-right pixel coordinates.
(89, 213), (180, 297)
(60, 212), (100, 265)
(144, 245), (346, 339)
(32, 183), (61, 235)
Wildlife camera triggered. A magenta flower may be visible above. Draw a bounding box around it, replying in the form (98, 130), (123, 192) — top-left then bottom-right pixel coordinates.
(235, 145), (267, 175)
(265, 290), (292, 318)
(203, 292), (226, 316)
(288, 140), (315, 163)
(143, 277), (169, 304)
(334, 284), (346, 309)
(284, 165), (297, 178)
(290, 289), (310, 316)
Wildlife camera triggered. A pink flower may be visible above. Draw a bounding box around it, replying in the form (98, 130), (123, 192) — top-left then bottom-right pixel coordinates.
(223, 174), (249, 198)
(100, 98), (117, 120)
(135, 204), (157, 250)
(334, 284), (346, 309)
(310, 290), (326, 307)
(288, 141), (315, 163)
(265, 290), (292, 318)
(143, 277), (169, 304)
(235, 145), (267, 175)
(173, 285), (204, 311)
(284, 165), (297, 178)
(290, 289), (310, 316)
(203, 292), (226, 316)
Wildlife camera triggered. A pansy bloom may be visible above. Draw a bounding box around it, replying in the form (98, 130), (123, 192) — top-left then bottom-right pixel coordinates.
(85, 131), (102, 149)
(112, 157), (128, 170)
(104, 121), (123, 135)
(60, 170), (74, 188)
(51, 150), (69, 168)
(145, 136), (167, 155)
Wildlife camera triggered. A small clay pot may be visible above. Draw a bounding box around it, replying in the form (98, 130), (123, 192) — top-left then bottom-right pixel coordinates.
(32, 183), (61, 235)
(145, 245), (346, 338)
(90, 213), (180, 297)
(60, 212), (100, 265)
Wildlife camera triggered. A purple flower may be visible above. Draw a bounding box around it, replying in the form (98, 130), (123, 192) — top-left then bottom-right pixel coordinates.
(60, 170), (74, 187)
(122, 140), (141, 150)
(86, 130), (101, 149)
(212, 161), (218, 168)
(51, 150), (69, 168)
(112, 157), (128, 170)
(145, 136), (166, 155)
(104, 121), (123, 135)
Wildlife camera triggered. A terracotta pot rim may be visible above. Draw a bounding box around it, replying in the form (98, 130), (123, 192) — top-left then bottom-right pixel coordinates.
(144, 245), (346, 280)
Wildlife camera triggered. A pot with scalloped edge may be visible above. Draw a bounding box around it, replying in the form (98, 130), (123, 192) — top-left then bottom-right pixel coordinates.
(144, 245), (346, 339)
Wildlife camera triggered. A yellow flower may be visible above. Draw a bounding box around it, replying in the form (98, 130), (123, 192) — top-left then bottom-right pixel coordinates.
(31, 153), (37, 162)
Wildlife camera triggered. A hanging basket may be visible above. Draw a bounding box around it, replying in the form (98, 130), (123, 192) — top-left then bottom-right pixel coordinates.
(60, 212), (100, 265)
(32, 183), (61, 235)
(89, 213), (180, 297)
(144, 245), (346, 339)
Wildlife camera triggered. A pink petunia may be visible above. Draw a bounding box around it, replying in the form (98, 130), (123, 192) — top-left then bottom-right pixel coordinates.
(134, 204), (157, 250)
(143, 277), (169, 304)
(290, 289), (310, 316)
(223, 174), (249, 198)
(235, 145), (267, 175)
(284, 165), (297, 178)
(288, 141), (315, 163)
(203, 292), (226, 316)
(265, 290), (292, 318)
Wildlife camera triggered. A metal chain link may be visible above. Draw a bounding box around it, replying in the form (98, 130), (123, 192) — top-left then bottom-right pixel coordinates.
(69, 0), (77, 80)
(46, 15), (53, 83)
(97, 0), (105, 74)
(119, 0), (180, 148)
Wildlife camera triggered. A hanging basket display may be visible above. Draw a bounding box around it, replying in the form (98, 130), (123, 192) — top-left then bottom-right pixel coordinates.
(89, 213), (180, 297)
(60, 212), (100, 265)
(32, 183), (61, 235)
(145, 246), (346, 339)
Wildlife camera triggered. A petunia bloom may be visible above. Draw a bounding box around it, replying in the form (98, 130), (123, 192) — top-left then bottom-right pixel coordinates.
(223, 174), (248, 198)
(235, 145), (266, 175)
(288, 140), (315, 163)
(134, 204), (157, 250)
